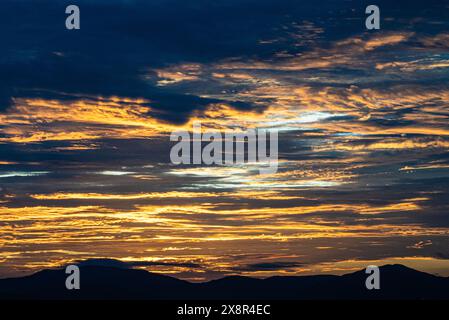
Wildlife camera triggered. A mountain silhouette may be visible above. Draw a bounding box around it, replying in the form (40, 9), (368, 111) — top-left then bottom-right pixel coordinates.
(1, 264), (448, 300)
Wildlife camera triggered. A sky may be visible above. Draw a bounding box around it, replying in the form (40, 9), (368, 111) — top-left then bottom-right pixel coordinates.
(1, 0), (449, 281)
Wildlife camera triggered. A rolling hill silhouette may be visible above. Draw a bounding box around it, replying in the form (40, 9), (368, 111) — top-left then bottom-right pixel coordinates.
(1, 264), (448, 300)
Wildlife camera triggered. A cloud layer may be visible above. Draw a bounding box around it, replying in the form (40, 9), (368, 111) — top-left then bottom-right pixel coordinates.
(1, 0), (449, 281)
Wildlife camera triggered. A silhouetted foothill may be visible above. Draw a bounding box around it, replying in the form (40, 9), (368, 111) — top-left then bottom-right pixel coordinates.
(0, 264), (448, 300)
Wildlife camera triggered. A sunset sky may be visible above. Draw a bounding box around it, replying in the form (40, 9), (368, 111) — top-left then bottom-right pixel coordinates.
(1, 0), (449, 282)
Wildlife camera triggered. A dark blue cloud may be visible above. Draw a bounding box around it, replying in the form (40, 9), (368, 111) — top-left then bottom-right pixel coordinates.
(76, 258), (201, 269)
(235, 261), (304, 271)
(1, 0), (447, 121)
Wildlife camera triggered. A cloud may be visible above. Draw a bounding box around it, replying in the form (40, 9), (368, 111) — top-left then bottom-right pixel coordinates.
(76, 258), (201, 269)
(1, 0), (449, 281)
(407, 240), (432, 249)
(235, 261), (303, 271)
(2, 0), (447, 124)
(435, 252), (449, 260)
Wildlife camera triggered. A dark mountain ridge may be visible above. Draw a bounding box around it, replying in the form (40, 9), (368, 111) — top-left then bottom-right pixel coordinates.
(1, 264), (448, 300)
